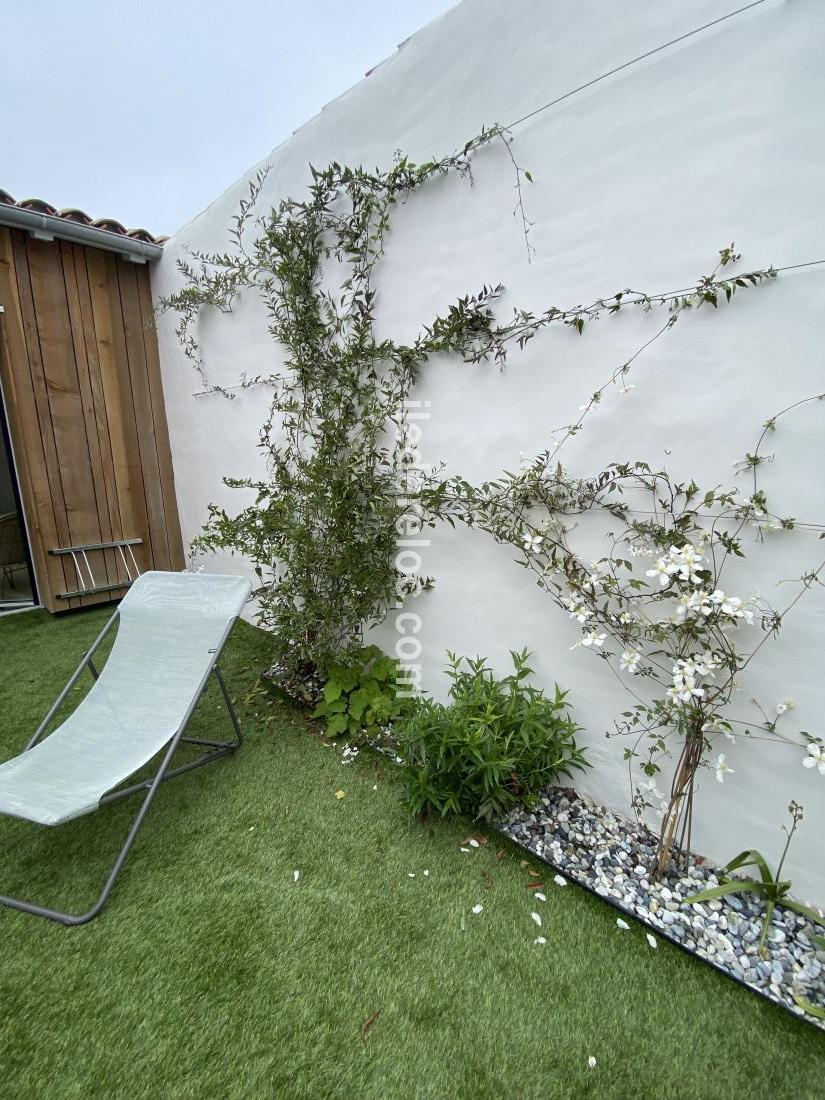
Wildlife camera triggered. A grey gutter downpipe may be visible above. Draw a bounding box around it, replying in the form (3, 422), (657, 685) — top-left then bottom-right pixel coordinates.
(0, 205), (162, 263)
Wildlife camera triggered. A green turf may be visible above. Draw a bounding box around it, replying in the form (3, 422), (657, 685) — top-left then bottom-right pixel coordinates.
(0, 607), (822, 1099)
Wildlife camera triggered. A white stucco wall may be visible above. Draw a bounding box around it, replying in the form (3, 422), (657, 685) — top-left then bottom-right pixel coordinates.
(152, 0), (825, 902)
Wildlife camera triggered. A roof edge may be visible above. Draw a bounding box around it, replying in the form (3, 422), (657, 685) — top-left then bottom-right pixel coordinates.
(0, 202), (163, 263)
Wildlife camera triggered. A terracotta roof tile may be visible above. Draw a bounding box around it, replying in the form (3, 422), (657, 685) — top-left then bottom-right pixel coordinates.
(0, 188), (163, 245)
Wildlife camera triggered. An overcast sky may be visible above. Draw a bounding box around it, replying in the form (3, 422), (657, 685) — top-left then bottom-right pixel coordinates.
(1, 1), (457, 237)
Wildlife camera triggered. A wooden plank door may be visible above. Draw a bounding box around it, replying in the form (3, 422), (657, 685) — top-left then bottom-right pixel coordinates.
(0, 228), (183, 612)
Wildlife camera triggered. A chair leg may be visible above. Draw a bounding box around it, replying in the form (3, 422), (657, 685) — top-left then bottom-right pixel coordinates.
(0, 723), (196, 926)
(214, 665), (243, 747)
(0, 663), (245, 926)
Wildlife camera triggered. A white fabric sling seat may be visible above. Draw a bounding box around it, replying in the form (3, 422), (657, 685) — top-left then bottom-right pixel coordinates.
(0, 570), (251, 925)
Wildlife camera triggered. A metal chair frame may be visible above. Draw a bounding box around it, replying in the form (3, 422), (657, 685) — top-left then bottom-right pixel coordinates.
(0, 607), (243, 926)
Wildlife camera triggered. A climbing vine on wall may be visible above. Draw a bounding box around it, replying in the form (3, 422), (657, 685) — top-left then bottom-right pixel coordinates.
(161, 130), (824, 872)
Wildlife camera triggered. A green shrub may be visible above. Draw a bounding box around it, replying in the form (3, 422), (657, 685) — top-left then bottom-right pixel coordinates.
(397, 649), (587, 821)
(312, 645), (415, 739)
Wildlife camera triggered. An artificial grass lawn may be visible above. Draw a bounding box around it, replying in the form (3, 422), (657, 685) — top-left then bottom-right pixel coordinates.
(0, 608), (822, 1100)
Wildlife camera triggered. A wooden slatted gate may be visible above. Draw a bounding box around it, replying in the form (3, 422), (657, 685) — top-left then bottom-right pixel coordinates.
(0, 228), (183, 611)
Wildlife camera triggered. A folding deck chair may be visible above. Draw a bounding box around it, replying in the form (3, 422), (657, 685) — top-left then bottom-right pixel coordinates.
(0, 570), (251, 925)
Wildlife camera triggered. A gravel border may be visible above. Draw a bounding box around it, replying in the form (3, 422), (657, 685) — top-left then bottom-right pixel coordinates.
(498, 786), (825, 1031)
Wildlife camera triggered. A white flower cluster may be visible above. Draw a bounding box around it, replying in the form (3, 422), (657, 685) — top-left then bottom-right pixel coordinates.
(646, 542), (705, 588)
(562, 595), (591, 624)
(620, 650), (641, 674)
(673, 588), (754, 625)
(582, 559), (612, 592)
(666, 652), (721, 704)
(738, 496), (765, 518)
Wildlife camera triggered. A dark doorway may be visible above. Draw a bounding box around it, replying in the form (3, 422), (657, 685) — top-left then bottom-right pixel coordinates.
(0, 385), (37, 612)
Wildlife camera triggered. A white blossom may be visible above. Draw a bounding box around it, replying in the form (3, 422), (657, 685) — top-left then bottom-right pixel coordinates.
(563, 596), (591, 624)
(738, 496), (765, 519)
(802, 743), (825, 775)
(674, 589), (713, 622)
(666, 653), (720, 704)
(709, 590), (755, 624)
(646, 557), (672, 587)
(776, 699), (795, 715)
(523, 532), (544, 554)
(620, 650), (641, 674)
(703, 717), (734, 743)
(715, 753), (735, 783)
(646, 542), (705, 588)
(574, 631), (607, 650)
(583, 560), (611, 592)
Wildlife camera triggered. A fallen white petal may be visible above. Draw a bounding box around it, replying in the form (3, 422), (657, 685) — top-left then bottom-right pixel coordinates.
(422, 870), (430, 877)
(531, 912), (542, 927)
(534, 936), (547, 945)
(588, 1056), (597, 1069)
(468, 839), (480, 848)
(372, 784), (378, 791)
(471, 904), (484, 915)
(534, 892), (547, 902)
(646, 933), (658, 949)
(407, 872), (416, 878)
(460, 847), (471, 853)
(553, 874), (567, 887)
(616, 918), (629, 930)
(292, 870), (300, 883)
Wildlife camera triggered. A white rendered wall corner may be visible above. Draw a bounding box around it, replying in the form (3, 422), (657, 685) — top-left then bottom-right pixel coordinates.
(152, 0), (825, 902)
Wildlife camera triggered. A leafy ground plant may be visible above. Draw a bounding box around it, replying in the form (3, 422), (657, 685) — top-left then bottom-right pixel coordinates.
(312, 644), (415, 739)
(397, 649), (587, 821)
(686, 802), (824, 955)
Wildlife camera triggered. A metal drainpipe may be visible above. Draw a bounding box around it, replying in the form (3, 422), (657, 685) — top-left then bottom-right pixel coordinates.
(0, 205), (162, 263)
